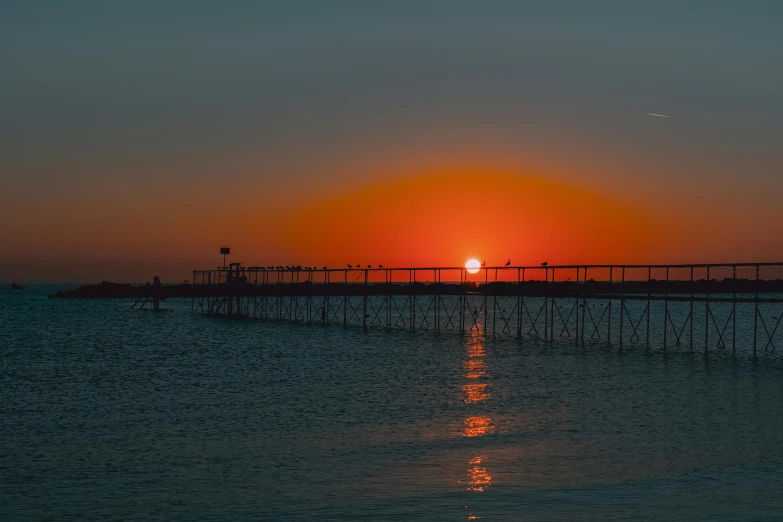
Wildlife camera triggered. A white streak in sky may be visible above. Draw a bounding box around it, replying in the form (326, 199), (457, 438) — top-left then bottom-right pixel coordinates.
(648, 113), (673, 118)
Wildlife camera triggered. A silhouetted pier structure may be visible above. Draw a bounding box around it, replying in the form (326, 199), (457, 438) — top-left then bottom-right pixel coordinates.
(131, 276), (163, 311)
(192, 263), (783, 357)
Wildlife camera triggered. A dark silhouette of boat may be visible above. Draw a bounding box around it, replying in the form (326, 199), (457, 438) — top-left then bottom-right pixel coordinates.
(11, 282), (23, 290)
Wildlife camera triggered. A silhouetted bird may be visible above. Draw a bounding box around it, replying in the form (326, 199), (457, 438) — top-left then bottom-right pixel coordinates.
(481, 261), (486, 267)
(348, 264), (353, 268)
(505, 259), (511, 266)
(322, 266), (327, 270)
(355, 264), (361, 268)
(541, 262), (548, 267)
(368, 265), (372, 269)
(379, 264), (384, 268)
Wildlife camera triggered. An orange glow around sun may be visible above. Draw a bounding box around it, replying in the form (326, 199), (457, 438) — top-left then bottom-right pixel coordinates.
(466, 259), (481, 274)
(246, 168), (659, 269)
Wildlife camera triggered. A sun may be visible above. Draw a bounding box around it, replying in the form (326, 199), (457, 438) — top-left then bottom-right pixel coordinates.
(466, 259), (481, 274)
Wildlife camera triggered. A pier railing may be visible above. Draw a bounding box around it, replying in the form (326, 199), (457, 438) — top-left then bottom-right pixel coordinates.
(191, 263), (783, 357)
(194, 262), (783, 287)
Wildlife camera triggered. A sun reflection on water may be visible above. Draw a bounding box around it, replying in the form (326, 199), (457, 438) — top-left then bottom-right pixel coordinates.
(462, 383), (491, 404)
(462, 416), (495, 438)
(463, 359), (486, 380)
(467, 456), (493, 492)
(460, 324), (493, 511)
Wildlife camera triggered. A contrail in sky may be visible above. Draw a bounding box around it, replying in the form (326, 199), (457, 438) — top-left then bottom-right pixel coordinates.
(648, 112), (673, 118)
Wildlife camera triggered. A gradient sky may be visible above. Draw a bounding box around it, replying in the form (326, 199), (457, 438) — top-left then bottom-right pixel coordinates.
(2, 1), (782, 282)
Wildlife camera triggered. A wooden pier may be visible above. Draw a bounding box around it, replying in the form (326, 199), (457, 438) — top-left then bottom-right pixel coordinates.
(192, 262), (783, 357)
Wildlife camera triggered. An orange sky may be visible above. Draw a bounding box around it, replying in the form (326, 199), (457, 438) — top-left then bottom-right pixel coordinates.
(4, 158), (783, 283)
(3, 157), (783, 284)
(2, 4), (782, 283)
(263, 169), (660, 268)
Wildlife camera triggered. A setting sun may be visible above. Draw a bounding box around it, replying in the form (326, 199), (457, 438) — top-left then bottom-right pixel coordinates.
(466, 259), (481, 274)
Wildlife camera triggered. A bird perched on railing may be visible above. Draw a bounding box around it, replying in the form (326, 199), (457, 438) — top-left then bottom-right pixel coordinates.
(347, 264), (353, 268)
(505, 259), (511, 266)
(368, 265), (372, 269)
(541, 262), (548, 267)
(379, 264), (384, 268)
(481, 261), (486, 267)
(322, 266), (327, 270)
(355, 264), (361, 268)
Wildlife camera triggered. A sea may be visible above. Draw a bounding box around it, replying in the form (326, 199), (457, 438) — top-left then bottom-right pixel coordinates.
(2, 286), (783, 521)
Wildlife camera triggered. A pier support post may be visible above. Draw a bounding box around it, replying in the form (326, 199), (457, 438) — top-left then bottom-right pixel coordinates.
(619, 267), (625, 348)
(607, 267), (613, 348)
(544, 290), (548, 341)
(550, 268), (555, 342)
(753, 265), (759, 358)
(647, 267), (651, 349)
(663, 267), (669, 352)
(705, 266), (710, 355)
(363, 269), (368, 330)
(690, 267), (694, 352)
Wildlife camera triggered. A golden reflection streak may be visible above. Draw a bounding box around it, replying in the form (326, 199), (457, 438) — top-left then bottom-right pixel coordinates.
(461, 322), (495, 502)
(463, 359), (486, 380)
(467, 455), (493, 492)
(461, 324), (493, 508)
(462, 383), (490, 404)
(462, 416), (495, 438)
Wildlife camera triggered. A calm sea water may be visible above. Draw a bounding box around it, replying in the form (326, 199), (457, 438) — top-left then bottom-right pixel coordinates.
(2, 286), (783, 521)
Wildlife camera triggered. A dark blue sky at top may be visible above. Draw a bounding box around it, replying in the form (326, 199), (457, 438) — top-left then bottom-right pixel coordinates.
(1, 1), (781, 202)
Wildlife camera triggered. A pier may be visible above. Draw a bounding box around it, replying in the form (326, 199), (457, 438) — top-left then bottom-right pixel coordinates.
(191, 262), (783, 357)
